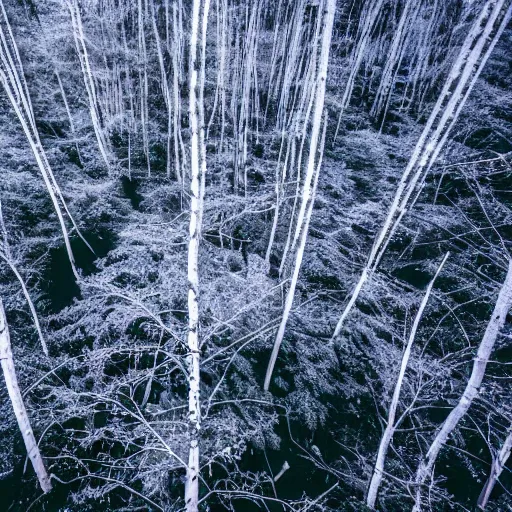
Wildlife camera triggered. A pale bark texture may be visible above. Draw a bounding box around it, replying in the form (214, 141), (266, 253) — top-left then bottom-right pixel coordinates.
(263, 0), (336, 391)
(290, 0), (336, 254)
(65, 0), (112, 171)
(413, 259), (512, 511)
(478, 428), (512, 509)
(185, 0), (203, 509)
(366, 253), (449, 509)
(332, 0), (512, 339)
(0, 299), (52, 493)
(264, 112), (328, 391)
(333, 0), (385, 141)
(0, 0), (82, 278)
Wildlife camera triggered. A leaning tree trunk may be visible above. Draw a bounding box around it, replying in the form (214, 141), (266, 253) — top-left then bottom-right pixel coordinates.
(333, 0), (385, 142)
(366, 253), (449, 509)
(264, 112), (328, 391)
(477, 428), (512, 510)
(0, 199), (47, 355)
(65, 0), (112, 172)
(331, 0), (512, 340)
(413, 259), (512, 511)
(264, 0), (336, 391)
(0, 299), (52, 493)
(289, 0), (335, 256)
(0, 0), (94, 279)
(150, 0), (174, 179)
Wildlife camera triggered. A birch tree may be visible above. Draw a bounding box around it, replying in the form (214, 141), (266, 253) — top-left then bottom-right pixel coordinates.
(413, 259), (512, 511)
(331, 0), (512, 340)
(185, 0), (209, 508)
(333, 0), (385, 142)
(64, 0), (113, 171)
(370, 0), (422, 128)
(172, 0), (186, 180)
(0, 0), (510, 509)
(264, 0), (336, 393)
(137, 0), (151, 176)
(366, 252), (449, 509)
(0, 199), (47, 355)
(0, 0), (91, 279)
(477, 427), (512, 509)
(0, 299), (51, 493)
(150, 0), (175, 179)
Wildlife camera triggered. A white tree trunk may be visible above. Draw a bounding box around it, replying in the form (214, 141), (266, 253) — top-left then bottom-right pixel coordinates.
(0, 253), (47, 356)
(477, 428), (512, 510)
(371, 0), (421, 128)
(333, 0), (385, 141)
(55, 70), (81, 162)
(0, 200), (47, 355)
(277, 6), (323, 276)
(264, 0), (335, 390)
(0, 299), (52, 493)
(332, 0), (511, 339)
(198, 0), (211, 229)
(150, 0), (173, 179)
(65, 0), (112, 171)
(0, 1), (84, 278)
(290, 0), (335, 255)
(264, 112), (328, 391)
(138, 0), (151, 176)
(185, 0), (203, 509)
(172, 0), (185, 181)
(413, 258), (512, 511)
(366, 253), (449, 509)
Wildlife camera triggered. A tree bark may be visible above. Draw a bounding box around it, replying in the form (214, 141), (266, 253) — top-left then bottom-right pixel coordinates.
(366, 253), (449, 509)
(264, 0), (336, 390)
(477, 428), (512, 510)
(290, 0), (335, 255)
(333, 0), (385, 141)
(0, 0), (86, 278)
(332, 0), (511, 340)
(0, 299), (52, 493)
(185, 0), (203, 509)
(413, 258), (512, 511)
(264, 112), (328, 391)
(65, 0), (112, 171)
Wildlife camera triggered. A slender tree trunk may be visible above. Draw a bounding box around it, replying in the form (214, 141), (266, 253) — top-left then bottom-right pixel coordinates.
(332, 0), (511, 339)
(477, 428), (512, 510)
(264, 0), (336, 390)
(150, 0), (173, 179)
(55, 70), (81, 163)
(0, 299), (52, 493)
(264, 111), (328, 391)
(185, 0), (203, 509)
(290, 0), (335, 255)
(0, 1), (86, 278)
(277, 6), (323, 276)
(0, 200), (47, 355)
(65, 0), (112, 171)
(413, 259), (512, 511)
(366, 253), (449, 509)
(265, 129), (287, 266)
(198, 0), (211, 228)
(137, 0), (151, 176)
(172, 0), (185, 181)
(373, 0), (422, 130)
(333, 0), (385, 141)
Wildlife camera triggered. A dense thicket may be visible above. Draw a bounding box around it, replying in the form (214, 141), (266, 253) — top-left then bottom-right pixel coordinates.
(0, 0), (510, 511)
